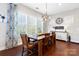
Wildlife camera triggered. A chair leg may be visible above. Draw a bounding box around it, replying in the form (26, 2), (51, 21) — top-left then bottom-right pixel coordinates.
(28, 49), (33, 56)
(22, 47), (24, 56)
(22, 47), (33, 56)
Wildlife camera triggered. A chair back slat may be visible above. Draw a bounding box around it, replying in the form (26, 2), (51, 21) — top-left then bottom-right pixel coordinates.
(20, 34), (28, 48)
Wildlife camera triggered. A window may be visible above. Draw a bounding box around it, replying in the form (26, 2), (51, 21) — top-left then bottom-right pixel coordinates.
(14, 11), (27, 37)
(27, 16), (37, 36)
(37, 17), (43, 34)
(14, 11), (43, 44)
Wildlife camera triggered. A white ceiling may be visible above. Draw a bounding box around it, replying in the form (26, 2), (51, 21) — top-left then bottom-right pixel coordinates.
(22, 3), (79, 15)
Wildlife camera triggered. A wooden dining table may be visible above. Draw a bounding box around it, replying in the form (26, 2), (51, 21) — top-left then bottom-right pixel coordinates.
(28, 32), (56, 56)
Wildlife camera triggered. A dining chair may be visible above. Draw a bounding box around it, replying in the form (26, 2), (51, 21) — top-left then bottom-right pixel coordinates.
(43, 33), (50, 48)
(51, 32), (56, 45)
(20, 34), (37, 56)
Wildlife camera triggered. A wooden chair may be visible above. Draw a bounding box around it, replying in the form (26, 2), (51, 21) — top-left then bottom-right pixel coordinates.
(20, 34), (36, 56)
(50, 32), (56, 46)
(43, 33), (50, 48)
(53, 32), (56, 45)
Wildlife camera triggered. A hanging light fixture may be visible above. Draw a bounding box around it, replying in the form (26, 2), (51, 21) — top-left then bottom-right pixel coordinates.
(42, 3), (49, 21)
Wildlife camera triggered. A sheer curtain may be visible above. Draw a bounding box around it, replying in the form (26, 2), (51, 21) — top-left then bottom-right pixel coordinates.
(14, 11), (27, 45)
(37, 17), (43, 34)
(27, 16), (37, 36)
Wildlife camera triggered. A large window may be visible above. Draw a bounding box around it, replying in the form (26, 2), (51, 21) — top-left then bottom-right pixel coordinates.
(27, 16), (37, 36)
(14, 11), (27, 37)
(14, 11), (43, 40)
(37, 17), (43, 34)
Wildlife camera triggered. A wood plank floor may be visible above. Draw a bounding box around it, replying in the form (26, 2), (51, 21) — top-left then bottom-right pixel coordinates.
(44, 41), (79, 56)
(0, 40), (79, 56)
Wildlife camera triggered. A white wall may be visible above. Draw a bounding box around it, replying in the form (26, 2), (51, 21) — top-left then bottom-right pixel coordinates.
(0, 3), (7, 50)
(48, 8), (79, 43)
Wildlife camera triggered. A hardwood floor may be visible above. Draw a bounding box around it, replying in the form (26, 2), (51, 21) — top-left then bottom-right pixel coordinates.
(0, 45), (22, 56)
(44, 41), (79, 56)
(0, 40), (79, 56)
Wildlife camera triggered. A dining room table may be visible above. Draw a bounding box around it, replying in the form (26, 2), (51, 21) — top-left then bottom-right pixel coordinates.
(28, 32), (56, 56)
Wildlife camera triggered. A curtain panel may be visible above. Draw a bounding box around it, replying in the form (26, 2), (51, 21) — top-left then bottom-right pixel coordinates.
(5, 3), (17, 49)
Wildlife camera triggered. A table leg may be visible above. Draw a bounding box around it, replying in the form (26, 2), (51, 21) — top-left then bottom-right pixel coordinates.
(38, 39), (43, 56)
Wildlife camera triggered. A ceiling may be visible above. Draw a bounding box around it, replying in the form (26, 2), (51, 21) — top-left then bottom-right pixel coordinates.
(22, 3), (79, 15)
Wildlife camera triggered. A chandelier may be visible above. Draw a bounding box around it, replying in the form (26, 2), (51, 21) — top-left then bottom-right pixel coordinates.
(42, 3), (49, 21)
